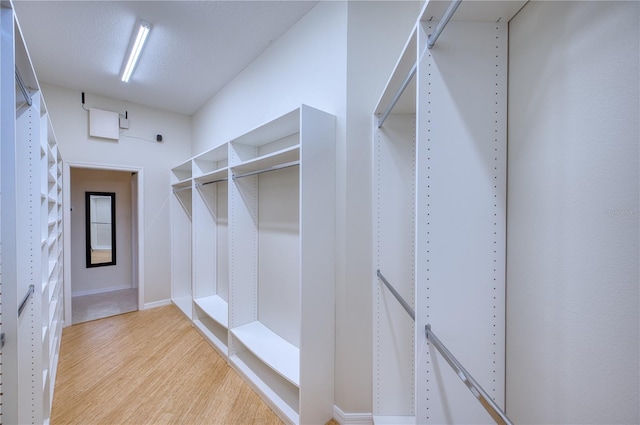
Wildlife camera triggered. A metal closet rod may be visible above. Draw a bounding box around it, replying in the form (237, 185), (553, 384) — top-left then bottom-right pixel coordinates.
(425, 324), (513, 425)
(15, 68), (33, 107)
(232, 160), (299, 180)
(427, 0), (463, 49)
(197, 177), (228, 187)
(377, 270), (415, 321)
(172, 185), (191, 193)
(377, 0), (462, 129)
(18, 285), (35, 317)
(377, 63), (416, 129)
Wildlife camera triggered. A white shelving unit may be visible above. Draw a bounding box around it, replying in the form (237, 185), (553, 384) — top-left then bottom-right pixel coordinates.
(170, 105), (335, 425)
(228, 105), (335, 425)
(1, 2), (64, 422)
(373, 1), (524, 423)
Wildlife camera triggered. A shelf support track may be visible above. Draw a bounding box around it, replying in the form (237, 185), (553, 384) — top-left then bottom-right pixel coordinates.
(427, 0), (462, 49)
(18, 284), (35, 317)
(15, 68), (33, 107)
(425, 324), (514, 425)
(376, 270), (415, 321)
(232, 160), (299, 180)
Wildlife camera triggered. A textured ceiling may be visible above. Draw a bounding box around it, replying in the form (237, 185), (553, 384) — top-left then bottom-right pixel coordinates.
(13, 1), (318, 115)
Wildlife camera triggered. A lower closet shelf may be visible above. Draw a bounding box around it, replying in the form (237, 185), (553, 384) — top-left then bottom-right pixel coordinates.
(230, 348), (300, 425)
(193, 296), (229, 355)
(230, 321), (299, 386)
(194, 295), (228, 327)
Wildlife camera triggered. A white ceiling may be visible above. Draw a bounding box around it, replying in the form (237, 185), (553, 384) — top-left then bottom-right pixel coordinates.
(13, 1), (318, 115)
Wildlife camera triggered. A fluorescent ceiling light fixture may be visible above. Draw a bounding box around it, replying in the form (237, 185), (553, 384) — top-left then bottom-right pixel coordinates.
(121, 20), (152, 83)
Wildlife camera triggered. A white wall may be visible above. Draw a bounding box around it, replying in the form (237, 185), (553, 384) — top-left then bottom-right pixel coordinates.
(192, 1), (348, 154)
(42, 84), (192, 305)
(506, 2), (639, 423)
(70, 168), (132, 295)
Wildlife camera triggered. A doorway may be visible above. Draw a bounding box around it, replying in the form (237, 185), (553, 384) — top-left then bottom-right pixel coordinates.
(63, 164), (144, 325)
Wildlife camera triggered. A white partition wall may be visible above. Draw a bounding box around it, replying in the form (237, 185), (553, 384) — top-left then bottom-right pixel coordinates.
(170, 105), (335, 425)
(373, 1), (524, 423)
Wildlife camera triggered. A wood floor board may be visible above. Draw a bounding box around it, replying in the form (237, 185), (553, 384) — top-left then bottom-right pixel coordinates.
(51, 305), (286, 425)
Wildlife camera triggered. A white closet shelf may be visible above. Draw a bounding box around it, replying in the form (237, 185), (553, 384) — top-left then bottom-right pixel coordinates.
(195, 168), (228, 185)
(193, 319), (228, 356)
(232, 109), (300, 147)
(194, 295), (228, 328)
(172, 180), (192, 190)
(374, 30), (417, 117)
(231, 321), (300, 387)
(193, 144), (228, 176)
(231, 145), (299, 177)
(231, 350), (300, 424)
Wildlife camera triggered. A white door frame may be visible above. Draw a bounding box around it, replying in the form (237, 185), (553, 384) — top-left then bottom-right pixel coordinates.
(63, 161), (145, 326)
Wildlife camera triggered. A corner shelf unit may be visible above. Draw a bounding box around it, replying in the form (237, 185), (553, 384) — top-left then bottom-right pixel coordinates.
(373, 1), (524, 424)
(1, 3), (65, 423)
(169, 105), (335, 425)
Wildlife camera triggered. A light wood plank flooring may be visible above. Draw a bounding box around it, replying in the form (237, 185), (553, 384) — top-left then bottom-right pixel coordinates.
(52, 305), (286, 424)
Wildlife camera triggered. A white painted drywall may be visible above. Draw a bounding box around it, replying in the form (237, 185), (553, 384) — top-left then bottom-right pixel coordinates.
(70, 168), (132, 295)
(191, 1), (348, 155)
(507, 1), (639, 423)
(41, 84), (192, 305)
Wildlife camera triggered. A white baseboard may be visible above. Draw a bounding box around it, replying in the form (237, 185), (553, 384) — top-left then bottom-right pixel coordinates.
(143, 299), (172, 310)
(72, 284), (134, 297)
(333, 405), (373, 425)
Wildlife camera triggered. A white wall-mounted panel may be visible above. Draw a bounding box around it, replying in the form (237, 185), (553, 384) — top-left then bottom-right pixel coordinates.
(89, 108), (119, 141)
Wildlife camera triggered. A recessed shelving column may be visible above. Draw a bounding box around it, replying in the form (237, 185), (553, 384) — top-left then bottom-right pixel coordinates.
(170, 159), (193, 318)
(192, 143), (230, 356)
